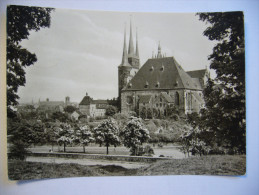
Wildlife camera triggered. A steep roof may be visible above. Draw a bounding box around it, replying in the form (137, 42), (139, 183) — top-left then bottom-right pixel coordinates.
(187, 69), (206, 78)
(124, 57), (202, 91)
(79, 96), (92, 105)
(79, 96), (108, 106)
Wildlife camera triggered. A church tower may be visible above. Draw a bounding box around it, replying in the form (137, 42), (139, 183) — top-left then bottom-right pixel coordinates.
(118, 24), (131, 110)
(118, 19), (140, 111)
(127, 18), (140, 69)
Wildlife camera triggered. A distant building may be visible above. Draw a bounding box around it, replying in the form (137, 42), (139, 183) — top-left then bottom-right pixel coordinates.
(118, 20), (209, 117)
(37, 98), (65, 113)
(79, 92), (108, 118)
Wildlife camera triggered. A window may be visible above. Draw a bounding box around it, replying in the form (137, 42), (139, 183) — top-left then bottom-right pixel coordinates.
(175, 92), (180, 106)
(127, 96), (133, 104)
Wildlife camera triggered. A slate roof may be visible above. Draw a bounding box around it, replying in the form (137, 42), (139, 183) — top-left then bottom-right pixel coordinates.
(79, 96), (108, 106)
(124, 57), (202, 91)
(79, 96), (93, 105)
(139, 95), (152, 103)
(187, 69), (206, 79)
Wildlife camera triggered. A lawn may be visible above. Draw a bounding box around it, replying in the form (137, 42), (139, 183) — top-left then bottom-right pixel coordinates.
(8, 155), (245, 180)
(8, 160), (137, 180)
(137, 155), (246, 176)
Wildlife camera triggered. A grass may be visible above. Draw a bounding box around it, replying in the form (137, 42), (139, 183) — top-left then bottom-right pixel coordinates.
(136, 155), (246, 176)
(8, 155), (245, 180)
(8, 160), (137, 180)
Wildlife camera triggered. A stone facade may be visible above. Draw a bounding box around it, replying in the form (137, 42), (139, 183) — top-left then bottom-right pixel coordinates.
(79, 93), (108, 118)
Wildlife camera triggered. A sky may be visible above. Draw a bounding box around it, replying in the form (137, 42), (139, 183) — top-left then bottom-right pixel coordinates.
(18, 8), (216, 104)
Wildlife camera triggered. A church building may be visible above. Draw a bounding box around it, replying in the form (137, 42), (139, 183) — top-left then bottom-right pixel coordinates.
(118, 20), (209, 117)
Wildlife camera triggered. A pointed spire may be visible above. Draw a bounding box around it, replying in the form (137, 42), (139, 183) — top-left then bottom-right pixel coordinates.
(121, 23), (129, 66)
(135, 27), (139, 58)
(157, 41), (162, 58)
(128, 16), (134, 57)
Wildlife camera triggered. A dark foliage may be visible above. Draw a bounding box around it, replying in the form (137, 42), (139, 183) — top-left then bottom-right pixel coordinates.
(7, 5), (54, 118)
(105, 105), (118, 117)
(192, 12), (246, 154)
(64, 105), (76, 113)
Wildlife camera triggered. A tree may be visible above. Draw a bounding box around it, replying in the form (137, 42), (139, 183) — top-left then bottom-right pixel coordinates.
(93, 119), (120, 154)
(56, 123), (74, 152)
(7, 119), (45, 159)
(120, 117), (150, 156)
(45, 123), (59, 151)
(195, 12), (245, 153)
(77, 125), (94, 153)
(105, 105), (118, 117)
(51, 111), (69, 122)
(64, 105), (76, 113)
(7, 5), (54, 118)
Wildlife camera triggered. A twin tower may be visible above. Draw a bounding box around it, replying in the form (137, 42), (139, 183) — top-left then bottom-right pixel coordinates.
(118, 19), (140, 107)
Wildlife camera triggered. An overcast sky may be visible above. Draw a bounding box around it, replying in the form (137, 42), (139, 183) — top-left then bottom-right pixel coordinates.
(18, 8), (216, 104)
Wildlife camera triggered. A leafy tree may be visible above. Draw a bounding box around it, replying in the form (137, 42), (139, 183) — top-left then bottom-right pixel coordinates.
(56, 123), (74, 152)
(194, 12), (245, 153)
(7, 5), (54, 118)
(45, 123), (59, 151)
(93, 119), (120, 154)
(64, 105), (77, 113)
(76, 125), (94, 153)
(120, 117), (150, 156)
(51, 111), (69, 122)
(8, 119), (45, 159)
(105, 105), (118, 117)
(180, 126), (211, 157)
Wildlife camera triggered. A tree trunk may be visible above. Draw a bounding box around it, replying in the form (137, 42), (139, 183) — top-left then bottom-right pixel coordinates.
(83, 145), (85, 153)
(51, 143), (54, 151)
(64, 142), (66, 152)
(106, 145), (109, 155)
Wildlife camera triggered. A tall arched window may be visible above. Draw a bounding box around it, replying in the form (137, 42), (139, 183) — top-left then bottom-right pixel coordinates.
(175, 92), (180, 106)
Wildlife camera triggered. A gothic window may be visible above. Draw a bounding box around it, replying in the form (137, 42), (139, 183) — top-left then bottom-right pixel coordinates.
(175, 91), (180, 106)
(126, 96), (133, 104)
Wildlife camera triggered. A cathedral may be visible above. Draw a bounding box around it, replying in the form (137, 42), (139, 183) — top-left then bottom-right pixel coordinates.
(118, 20), (209, 117)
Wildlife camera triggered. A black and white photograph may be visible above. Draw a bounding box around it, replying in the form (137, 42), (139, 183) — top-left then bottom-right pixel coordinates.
(6, 5), (246, 180)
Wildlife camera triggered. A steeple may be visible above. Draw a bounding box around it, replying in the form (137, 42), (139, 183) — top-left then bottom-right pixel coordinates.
(121, 23), (129, 66)
(157, 41), (162, 58)
(128, 16), (134, 57)
(135, 27), (139, 58)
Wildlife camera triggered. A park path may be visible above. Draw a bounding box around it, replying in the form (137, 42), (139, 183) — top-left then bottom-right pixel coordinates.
(26, 156), (149, 169)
